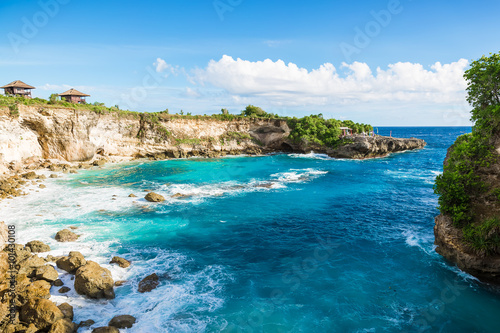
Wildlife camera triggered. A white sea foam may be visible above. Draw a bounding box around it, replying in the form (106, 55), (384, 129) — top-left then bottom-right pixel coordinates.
(402, 228), (435, 255)
(144, 168), (329, 204)
(287, 152), (333, 160)
(385, 169), (442, 185)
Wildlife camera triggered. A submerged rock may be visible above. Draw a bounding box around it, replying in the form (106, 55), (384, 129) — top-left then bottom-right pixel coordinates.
(108, 315), (136, 329)
(57, 303), (74, 320)
(74, 261), (115, 299)
(58, 286), (71, 294)
(55, 229), (79, 242)
(53, 279), (64, 287)
(138, 273), (160, 293)
(109, 256), (130, 268)
(78, 319), (95, 327)
(144, 192), (165, 202)
(92, 327), (119, 333)
(171, 193), (191, 199)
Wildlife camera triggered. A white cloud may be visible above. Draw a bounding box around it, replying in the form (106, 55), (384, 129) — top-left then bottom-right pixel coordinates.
(183, 87), (201, 98)
(154, 58), (179, 76)
(194, 55), (469, 106)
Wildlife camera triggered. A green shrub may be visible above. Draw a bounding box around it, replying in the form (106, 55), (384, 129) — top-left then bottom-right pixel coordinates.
(463, 218), (500, 255)
(8, 103), (19, 117)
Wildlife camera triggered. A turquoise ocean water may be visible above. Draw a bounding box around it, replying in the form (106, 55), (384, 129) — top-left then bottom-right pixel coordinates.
(3, 127), (500, 332)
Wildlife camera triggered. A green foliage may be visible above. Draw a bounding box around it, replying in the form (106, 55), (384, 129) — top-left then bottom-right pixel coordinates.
(8, 103), (19, 117)
(49, 93), (59, 104)
(465, 52), (500, 126)
(435, 51), (500, 252)
(288, 115), (342, 146)
(240, 105), (280, 118)
(242, 105), (267, 117)
(463, 218), (500, 255)
(434, 133), (495, 225)
(176, 138), (201, 145)
(224, 131), (252, 141)
(287, 115), (372, 147)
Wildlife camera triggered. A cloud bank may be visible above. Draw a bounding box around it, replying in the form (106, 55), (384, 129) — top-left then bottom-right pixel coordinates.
(194, 55), (468, 107)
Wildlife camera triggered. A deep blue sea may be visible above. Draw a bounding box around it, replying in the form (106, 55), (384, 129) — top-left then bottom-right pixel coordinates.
(4, 126), (500, 332)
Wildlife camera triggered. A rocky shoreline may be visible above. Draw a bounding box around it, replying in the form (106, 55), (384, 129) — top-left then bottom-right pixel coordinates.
(1, 215), (170, 332)
(0, 228), (144, 332)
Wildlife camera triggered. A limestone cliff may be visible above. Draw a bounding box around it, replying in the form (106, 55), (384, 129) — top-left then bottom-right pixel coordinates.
(0, 105), (289, 173)
(0, 105), (426, 176)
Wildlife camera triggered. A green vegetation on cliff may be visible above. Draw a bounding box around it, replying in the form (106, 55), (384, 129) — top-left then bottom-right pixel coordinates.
(434, 51), (500, 255)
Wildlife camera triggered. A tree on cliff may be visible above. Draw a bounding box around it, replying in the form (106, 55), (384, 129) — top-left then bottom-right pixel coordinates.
(242, 105), (268, 117)
(434, 51), (500, 255)
(464, 52), (500, 133)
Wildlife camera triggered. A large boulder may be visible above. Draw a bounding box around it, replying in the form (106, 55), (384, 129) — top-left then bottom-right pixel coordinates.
(144, 192), (165, 202)
(138, 273), (159, 293)
(35, 265), (59, 282)
(74, 261), (115, 299)
(20, 298), (64, 331)
(25, 240), (51, 253)
(56, 252), (86, 274)
(108, 315), (136, 329)
(18, 255), (47, 277)
(109, 256), (130, 268)
(55, 229), (79, 242)
(48, 318), (77, 333)
(26, 280), (52, 299)
(21, 171), (37, 180)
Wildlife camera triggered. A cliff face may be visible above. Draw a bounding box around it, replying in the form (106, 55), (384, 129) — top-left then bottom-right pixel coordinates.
(434, 214), (500, 283)
(0, 105), (426, 175)
(0, 105), (290, 173)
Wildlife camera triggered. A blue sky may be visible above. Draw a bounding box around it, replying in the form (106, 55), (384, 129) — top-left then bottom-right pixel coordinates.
(1, 0), (500, 125)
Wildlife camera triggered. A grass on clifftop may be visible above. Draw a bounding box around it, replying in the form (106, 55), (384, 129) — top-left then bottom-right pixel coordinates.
(434, 51), (500, 255)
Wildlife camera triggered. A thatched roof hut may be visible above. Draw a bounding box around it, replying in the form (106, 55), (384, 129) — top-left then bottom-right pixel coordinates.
(1, 80), (35, 98)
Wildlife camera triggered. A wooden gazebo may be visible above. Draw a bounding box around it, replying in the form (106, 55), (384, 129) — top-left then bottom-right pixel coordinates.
(59, 88), (90, 104)
(1, 80), (35, 98)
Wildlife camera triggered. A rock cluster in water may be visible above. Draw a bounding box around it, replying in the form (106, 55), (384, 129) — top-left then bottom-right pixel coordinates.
(0, 228), (138, 332)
